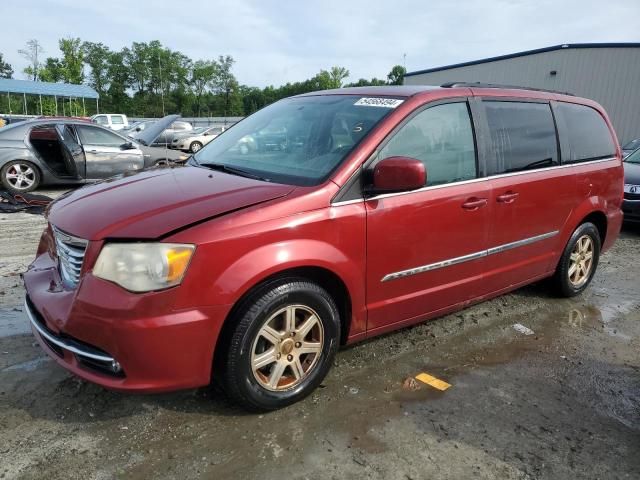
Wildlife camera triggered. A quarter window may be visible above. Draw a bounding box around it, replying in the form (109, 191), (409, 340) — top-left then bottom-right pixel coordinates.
(111, 115), (124, 125)
(76, 125), (125, 146)
(93, 115), (108, 125)
(484, 101), (558, 174)
(557, 103), (615, 162)
(379, 102), (477, 186)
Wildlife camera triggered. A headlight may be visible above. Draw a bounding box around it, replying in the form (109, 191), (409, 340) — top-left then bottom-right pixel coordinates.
(93, 243), (195, 292)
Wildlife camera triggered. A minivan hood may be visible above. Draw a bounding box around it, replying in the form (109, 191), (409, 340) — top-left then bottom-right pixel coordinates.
(623, 160), (640, 185)
(48, 166), (295, 240)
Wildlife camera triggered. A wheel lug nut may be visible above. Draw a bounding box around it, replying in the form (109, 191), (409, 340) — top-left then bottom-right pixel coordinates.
(277, 353), (281, 359)
(295, 342), (301, 348)
(287, 354), (293, 361)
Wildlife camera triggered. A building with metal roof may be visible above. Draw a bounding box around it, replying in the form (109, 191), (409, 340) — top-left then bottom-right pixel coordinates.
(403, 43), (640, 144)
(0, 78), (99, 117)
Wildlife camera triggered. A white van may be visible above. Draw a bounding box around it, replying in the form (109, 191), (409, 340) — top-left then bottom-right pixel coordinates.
(91, 114), (129, 131)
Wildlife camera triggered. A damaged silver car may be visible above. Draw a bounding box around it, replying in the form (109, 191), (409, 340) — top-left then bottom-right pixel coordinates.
(0, 114), (189, 193)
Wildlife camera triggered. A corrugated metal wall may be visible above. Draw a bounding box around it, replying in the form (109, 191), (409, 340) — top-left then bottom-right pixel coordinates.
(404, 47), (640, 144)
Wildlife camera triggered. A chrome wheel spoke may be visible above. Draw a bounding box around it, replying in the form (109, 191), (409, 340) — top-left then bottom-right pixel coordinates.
(260, 325), (282, 345)
(253, 348), (278, 370)
(296, 314), (319, 339)
(298, 341), (322, 355)
(291, 357), (305, 380)
(268, 361), (287, 389)
(568, 263), (578, 277)
(284, 306), (297, 333)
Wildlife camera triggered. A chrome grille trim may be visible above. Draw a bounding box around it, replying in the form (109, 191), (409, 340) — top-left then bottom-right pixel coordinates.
(25, 298), (115, 363)
(52, 226), (88, 287)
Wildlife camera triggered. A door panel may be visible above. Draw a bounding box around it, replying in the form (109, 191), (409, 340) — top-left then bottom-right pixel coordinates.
(54, 124), (85, 178)
(481, 169), (576, 294)
(478, 100), (575, 295)
(366, 182), (490, 330)
(75, 125), (144, 179)
(364, 100), (489, 331)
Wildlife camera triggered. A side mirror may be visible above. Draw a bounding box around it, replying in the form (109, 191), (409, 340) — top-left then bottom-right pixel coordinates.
(135, 127), (142, 132)
(121, 142), (135, 150)
(369, 156), (426, 194)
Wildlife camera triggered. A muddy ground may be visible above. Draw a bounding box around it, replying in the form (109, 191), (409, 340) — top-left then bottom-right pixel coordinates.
(0, 190), (638, 479)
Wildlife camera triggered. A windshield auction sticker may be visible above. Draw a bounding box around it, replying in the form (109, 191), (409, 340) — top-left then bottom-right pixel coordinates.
(354, 98), (404, 108)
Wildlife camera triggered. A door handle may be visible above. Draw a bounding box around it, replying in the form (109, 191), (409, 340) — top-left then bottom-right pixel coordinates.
(87, 149), (98, 153)
(496, 191), (519, 203)
(462, 197), (488, 210)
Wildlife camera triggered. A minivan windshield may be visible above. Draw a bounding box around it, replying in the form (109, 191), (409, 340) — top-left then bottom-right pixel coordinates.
(624, 148), (640, 164)
(192, 95), (399, 185)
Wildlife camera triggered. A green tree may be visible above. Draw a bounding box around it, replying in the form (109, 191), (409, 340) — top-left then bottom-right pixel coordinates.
(387, 65), (406, 85)
(19, 39), (44, 81)
(214, 55), (241, 116)
(58, 38), (84, 84)
(0, 53), (13, 78)
(190, 60), (218, 116)
(83, 42), (111, 95)
(38, 58), (63, 82)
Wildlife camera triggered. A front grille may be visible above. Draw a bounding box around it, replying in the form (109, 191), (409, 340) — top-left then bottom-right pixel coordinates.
(52, 226), (87, 287)
(624, 191), (640, 200)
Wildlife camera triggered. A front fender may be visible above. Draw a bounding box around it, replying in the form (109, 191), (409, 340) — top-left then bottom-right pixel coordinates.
(206, 239), (367, 337)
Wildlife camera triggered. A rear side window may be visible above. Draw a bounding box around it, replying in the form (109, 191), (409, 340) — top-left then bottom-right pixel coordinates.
(557, 103), (615, 162)
(484, 101), (558, 174)
(111, 115), (124, 125)
(379, 102), (477, 186)
(93, 115), (108, 125)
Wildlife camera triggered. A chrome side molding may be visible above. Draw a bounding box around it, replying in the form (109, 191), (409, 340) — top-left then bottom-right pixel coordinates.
(381, 230), (559, 282)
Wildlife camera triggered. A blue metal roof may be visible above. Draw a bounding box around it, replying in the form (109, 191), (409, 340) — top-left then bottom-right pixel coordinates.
(405, 43), (640, 77)
(0, 78), (99, 98)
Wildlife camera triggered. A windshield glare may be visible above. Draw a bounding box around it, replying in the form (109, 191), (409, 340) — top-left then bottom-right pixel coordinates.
(193, 95), (398, 186)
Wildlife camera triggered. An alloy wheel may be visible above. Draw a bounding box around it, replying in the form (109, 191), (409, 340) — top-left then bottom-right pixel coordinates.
(568, 235), (594, 287)
(251, 305), (324, 391)
(5, 163), (36, 190)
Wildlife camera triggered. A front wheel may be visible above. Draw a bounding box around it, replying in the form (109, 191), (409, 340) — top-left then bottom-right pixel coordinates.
(190, 141), (203, 153)
(1, 161), (41, 194)
(551, 222), (601, 297)
(221, 279), (340, 411)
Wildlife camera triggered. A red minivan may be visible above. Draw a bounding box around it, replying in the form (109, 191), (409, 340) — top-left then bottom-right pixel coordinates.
(24, 84), (623, 410)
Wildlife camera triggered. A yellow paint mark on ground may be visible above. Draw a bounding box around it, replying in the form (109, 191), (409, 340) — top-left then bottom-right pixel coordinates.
(415, 372), (452, 391)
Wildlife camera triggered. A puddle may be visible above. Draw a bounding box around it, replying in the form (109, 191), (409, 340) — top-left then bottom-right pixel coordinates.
(0, 307), (30, 337)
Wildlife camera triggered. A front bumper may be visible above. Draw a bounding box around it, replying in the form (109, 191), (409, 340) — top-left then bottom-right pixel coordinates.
(622, 198), (640, 223)
(24, 249), (231, 393)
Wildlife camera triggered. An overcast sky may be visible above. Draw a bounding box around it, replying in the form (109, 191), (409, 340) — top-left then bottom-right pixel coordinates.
(2, 0), (638, 87)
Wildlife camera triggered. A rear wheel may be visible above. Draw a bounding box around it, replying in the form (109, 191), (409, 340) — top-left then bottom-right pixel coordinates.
(1, 161), (41, 194)
(190, 141), (203, 153)
(221, 279), (340, 411)
(551, 222), (601, 297)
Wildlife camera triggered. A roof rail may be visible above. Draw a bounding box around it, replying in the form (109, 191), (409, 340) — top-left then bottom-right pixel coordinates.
(440, 82), (574, 96)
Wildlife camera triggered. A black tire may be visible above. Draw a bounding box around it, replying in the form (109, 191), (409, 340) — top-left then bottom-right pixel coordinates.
(1, 160), (41, 194)
(551, 222), (601, 297)
(221, 279), (340, 411)
(190, 141), (203, 153)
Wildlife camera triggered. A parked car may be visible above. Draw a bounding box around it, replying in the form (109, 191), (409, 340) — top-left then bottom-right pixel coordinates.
(0, 114), (189, 193)
(23, 84), (623, 411)
(621, 138), (640, 157)
(622, 147), (640, 222)
(171, 125), (226, 152)
(91, 114), (129, 131)
(127, 119), (193, 147)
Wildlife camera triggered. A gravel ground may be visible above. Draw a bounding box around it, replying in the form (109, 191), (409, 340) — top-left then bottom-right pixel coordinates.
(0, 190), (638, 479)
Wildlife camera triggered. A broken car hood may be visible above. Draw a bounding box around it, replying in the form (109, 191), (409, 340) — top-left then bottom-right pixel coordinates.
(133, 114), (180, 146)
(48, 166), (295, 240)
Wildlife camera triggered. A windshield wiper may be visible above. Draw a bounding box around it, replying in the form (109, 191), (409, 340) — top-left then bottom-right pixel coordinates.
(199, 162), (271, 182)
